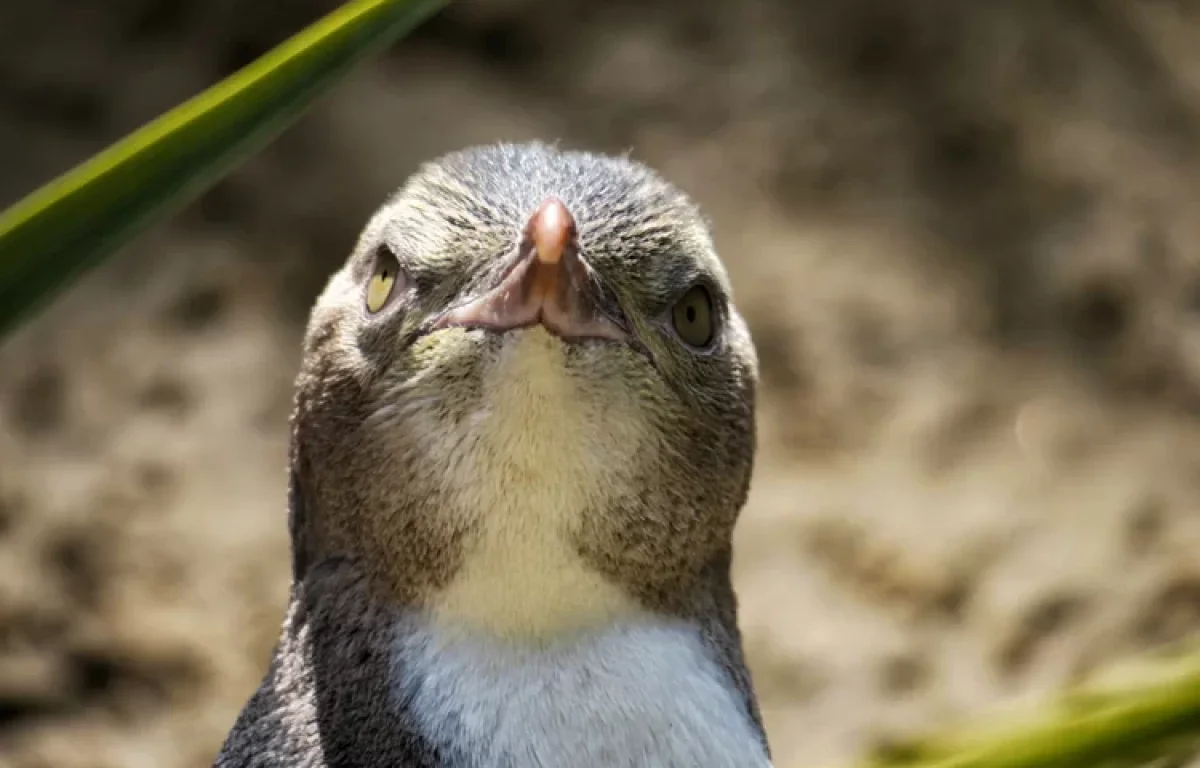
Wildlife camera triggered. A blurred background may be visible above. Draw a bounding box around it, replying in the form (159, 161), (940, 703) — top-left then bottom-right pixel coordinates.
(3, 1), (1200, 766)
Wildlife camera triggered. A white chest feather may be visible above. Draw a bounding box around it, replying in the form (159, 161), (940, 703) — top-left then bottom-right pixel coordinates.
(390, 620), (773, 768)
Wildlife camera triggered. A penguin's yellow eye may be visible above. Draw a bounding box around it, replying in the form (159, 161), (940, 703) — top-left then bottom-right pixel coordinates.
(671, 285), (715, 348)
(366, 248), (402, 314)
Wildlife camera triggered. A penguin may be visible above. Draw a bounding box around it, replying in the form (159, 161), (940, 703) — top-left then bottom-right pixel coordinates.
(214, 142), (771, 768)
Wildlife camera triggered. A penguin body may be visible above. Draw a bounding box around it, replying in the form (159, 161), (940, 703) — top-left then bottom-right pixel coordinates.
(215, 143), (771, 768)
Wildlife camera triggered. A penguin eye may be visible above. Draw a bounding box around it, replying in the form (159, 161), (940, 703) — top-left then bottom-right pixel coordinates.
(366, 246), (404, 314)
(671, 285), (715, 348)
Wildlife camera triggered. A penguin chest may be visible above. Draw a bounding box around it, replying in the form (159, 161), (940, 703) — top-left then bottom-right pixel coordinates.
(389, 619), (773, 768)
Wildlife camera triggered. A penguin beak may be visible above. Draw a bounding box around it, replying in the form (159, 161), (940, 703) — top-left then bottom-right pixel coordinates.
(433, 197), (627, 342)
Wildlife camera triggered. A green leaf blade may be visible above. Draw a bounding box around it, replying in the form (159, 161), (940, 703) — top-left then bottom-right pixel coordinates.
(0, 0), (447, 336)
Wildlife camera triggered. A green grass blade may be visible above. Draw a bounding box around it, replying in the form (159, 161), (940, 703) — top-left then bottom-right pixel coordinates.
(0, 0), (447, 337)
(848, 648), (1200, 768)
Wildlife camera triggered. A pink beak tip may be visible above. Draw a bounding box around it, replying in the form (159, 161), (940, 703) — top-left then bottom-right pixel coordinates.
(530, 197), (574, 266)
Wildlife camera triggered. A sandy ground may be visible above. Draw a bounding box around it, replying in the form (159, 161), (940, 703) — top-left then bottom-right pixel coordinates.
(4, 1), (1200, 766)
